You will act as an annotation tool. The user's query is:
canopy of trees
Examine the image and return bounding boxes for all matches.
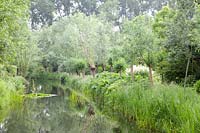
[30,0,171,29]
[2,0,200,132]
[22,0,200,84]
[1,0,200,84]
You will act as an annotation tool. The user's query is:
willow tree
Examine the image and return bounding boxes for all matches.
[65,13,112,77]
[122,15,156,84]
[35,13,112,77]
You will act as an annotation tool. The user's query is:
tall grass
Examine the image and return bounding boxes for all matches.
[0,77,25,122]
[111,84,200,132]
[65,72,200,132]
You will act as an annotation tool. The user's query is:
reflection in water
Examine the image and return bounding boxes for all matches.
[0,81,114,133]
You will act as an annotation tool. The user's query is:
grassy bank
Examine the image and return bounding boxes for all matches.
[64,72,200,132]
[0,76,25,122]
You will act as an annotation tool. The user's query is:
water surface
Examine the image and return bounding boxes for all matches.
[0,80,146,133]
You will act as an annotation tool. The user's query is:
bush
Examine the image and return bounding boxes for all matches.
[0,64,17,76]
[134,70,149,81]
[0,77,24,122]
[30,72,65,80]
[97,66,103,73]
[58,58,87,75]
[194,80,200,93]
[113,58,126,74]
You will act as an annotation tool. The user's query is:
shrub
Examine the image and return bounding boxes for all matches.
[59,58,87,75]
[113,58,126,75]
[0,64,17,76]
[194,80,200,93]
[73,59,87,74]
[0,77,24,122]
[134,70,149,81]
[97,66,103,73]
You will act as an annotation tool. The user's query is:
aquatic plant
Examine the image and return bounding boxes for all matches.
[65,72,200,132]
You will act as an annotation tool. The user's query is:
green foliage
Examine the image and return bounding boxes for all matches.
[65,74,200,132]
[2,0,200,131]
[113,58,126,73]
[153,1,200,84]
[58,58,86,75]
[108,58,113,67]
[0,0,29,63]
[15,32,41,77]
[98,0,119,24]
[153,6,175,40]
[97,66,103,73]
[121,14,157,82]
[0,80,11,121]
[30,72,67,81]
[35,13,112,74]
[87,72,129,110]
[194,80,200,93]
[30,0,170,29]
[72,58,87,74]
[0,0,29,122]
[0,64,17,76]
[134,70,149,81]
[0,77,25,122]
[75,59,86,71]
[9,76,27,91]
[30,0,55,29]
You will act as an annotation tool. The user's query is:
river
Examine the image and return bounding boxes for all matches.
[0,80,146,133]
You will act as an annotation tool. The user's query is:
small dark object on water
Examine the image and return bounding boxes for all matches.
[87,104,95,116]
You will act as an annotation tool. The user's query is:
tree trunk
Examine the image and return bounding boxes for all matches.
[102,64,106,71]
[184,56,191,88]
[130,65,134,81]
[90,70,95,78]
[149,65,153,85]
[76,70,79,76]
[90,65,96,78]
[119,70,122,77]
[161,74,164,83]
[110,65,113,72]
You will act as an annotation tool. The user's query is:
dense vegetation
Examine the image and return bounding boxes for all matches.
[1,0,200,132]
[65,73,200,132]
[0,0,29,122]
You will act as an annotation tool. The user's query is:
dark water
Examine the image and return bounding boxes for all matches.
[0,80,145,133]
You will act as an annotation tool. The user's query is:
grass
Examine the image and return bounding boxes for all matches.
[64,72,200,132]
[0,77,25,122]
[112,83,200,132]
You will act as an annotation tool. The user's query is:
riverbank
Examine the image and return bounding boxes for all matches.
[64,72,200,132]
[0,77,124,133]
[0,76,25,122]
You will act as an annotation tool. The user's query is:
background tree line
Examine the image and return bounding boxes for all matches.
[1,0,200,86]
[30,0,171,29]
